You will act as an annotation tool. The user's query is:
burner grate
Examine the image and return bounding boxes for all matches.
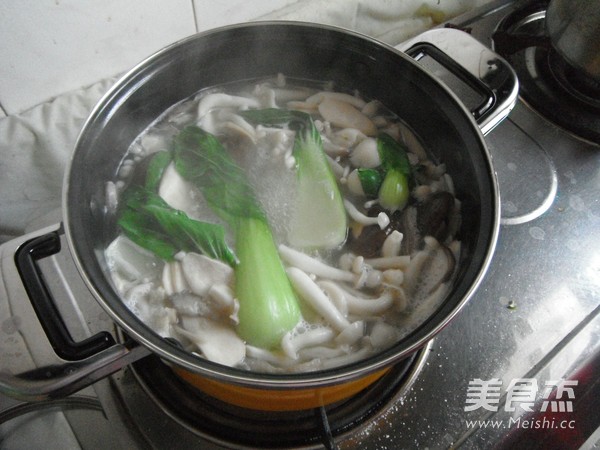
[547,49,600,110]
[492,1,600,143]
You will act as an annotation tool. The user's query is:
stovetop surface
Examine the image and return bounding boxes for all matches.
[1,1,599,448]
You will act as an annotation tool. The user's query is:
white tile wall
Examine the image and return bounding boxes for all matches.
[0,0,196,115]
[0,0,491,117]
[192,0,300,31]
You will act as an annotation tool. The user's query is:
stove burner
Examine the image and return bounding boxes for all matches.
[492,2,600,144]
[130,349,426,449]
[547,49,600,110]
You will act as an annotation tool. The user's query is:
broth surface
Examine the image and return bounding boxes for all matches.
[104,75,462,373]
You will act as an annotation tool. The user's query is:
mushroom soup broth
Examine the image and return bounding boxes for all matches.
[104,75,461,373]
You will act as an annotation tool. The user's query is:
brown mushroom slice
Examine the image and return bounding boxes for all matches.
[348,223,391,258]
[417,191,455,243]
[399,206,420,255]
[348,206,418,258]
[353,192,456,258]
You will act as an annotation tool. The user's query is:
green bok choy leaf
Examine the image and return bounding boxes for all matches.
[376,133,412,212]
[118,186,238,266]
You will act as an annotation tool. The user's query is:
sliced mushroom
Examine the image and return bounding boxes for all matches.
[399,206,420,255]
[321,346,374,370]
[330,128,368,148]
[272,87,316,103]
[197,93,260,118]
[361,100,383,117]
[285,100,319,113]
[180,252,234,297]
[220,117,256,145]
[170,292,211,316]
[305,91,367,109]
[176,316,245,367]
[348,205,403,258]
[158,163,204,220]
[398,121,428,161]
[298,346,348,361]
[321,135,351,157]
[252,84,277,108]
[105,235,162,284]
[349,137,380,168]
[162,260,189,296]
[318,99,377,136]
[208,284,237,316]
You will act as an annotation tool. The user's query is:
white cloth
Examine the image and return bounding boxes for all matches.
[0,77,118,242]
[260,0,491,45]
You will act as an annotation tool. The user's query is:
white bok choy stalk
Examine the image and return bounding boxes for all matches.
[172,126,301,350]
[239,108,347,249]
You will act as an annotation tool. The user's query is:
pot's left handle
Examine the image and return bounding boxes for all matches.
[15,229,115,361]
[0,225,151,402]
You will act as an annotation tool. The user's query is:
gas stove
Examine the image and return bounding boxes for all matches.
[1,1,599,448]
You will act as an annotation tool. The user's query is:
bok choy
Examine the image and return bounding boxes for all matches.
[240,108,348,249]
[172,125,301,349]
[376,133,412,212]
[118,187,238,266]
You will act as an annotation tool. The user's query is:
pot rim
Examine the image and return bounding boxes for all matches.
[63,20,501,389]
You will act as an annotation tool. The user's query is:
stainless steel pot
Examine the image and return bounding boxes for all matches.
[1,22,518,405]
[546,0,600,81]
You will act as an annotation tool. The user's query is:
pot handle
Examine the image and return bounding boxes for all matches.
[0,226,151,402]
[14,229,115,361]
[0,338,151,402]
[397,27,519,135]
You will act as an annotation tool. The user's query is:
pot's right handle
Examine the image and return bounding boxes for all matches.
[397,27,519,136]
